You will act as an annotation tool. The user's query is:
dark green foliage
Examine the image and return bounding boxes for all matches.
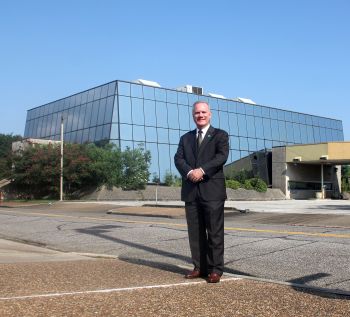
[62,144,95,196]
[225,179,241,190]
[0,133,22,157]
[11,144,60,199]
[84,143,122,190]
[243,178,267,192]
[231,169,254,183]
[243,179,254,190]
[225,169,267,192]
[9,142,151,198]
[0,133,22,179]
[121,146,151,190]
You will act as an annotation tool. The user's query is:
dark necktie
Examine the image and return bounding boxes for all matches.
[197,130,203,148]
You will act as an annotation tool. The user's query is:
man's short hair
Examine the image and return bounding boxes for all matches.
[192,100,211,113]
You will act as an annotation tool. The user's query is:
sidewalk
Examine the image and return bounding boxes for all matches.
[0,239,349,317]
[0,238,93,264]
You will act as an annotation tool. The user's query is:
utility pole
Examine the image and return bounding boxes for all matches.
[60,116,64,201]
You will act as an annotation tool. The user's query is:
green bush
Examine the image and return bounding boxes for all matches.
[225,174,267,192]
[231,169,254,183]
[225,179,241,190]
[252,178,267,192]
[243,179,254,190]
[164,171,174,186]
[163,171,182,187]
[243,178,267,192]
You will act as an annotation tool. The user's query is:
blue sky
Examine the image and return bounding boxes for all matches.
[1,0,350,139]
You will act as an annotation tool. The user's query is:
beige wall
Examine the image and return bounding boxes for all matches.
[285,142,350,163]
[328,142,350,160]
[285,144,328,162]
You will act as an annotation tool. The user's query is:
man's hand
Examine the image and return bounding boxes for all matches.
[188,168,204,183]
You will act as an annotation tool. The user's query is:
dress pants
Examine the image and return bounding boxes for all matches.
[185,198,225,275]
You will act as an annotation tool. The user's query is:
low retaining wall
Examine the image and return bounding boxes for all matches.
[82,185,286,201]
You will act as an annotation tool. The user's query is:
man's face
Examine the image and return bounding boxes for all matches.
[192,102,211,129]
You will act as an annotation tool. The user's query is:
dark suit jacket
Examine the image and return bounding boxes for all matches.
[174,126,229,202]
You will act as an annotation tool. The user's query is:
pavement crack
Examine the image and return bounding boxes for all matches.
[225,237,273,249]
[226,240,318,264]
[150,224,187,233]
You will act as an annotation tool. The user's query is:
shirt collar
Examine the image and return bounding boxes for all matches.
[197,124,210,137]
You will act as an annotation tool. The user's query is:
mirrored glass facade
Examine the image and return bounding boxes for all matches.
[24,79,344,180]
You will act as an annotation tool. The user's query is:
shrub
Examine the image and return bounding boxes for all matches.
[163,171,181,187]
[225,179,241,190]
[231,169,254,183]
[243,178,267,192]
[251,178,267,192]
[243,179,254,190]
[173,176,182,187]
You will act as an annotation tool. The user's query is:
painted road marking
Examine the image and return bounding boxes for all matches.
[1,209,350,239]
[0,277,241,301]
[224,226,350,239]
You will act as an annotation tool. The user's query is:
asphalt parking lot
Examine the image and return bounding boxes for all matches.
[0,200,350,316]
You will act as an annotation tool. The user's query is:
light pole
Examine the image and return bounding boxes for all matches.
[60,116,64,201]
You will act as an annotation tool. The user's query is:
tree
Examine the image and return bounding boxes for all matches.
[121,145,151,190]
[0,133,22,157]
[85,143,122,189]
[9,142,151,198]
[62,144,94,195]
[0,133,22,179]
[11,144,60,198]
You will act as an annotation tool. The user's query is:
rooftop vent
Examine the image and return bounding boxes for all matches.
[176,85,203,95]
[134,79,161,87]
[237,97,256,105]
[208,93,226,99]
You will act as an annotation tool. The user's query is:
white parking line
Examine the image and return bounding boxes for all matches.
[0,277,242,301]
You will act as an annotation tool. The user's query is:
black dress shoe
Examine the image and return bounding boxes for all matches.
[185,268,202,279]
[207,272,221,283]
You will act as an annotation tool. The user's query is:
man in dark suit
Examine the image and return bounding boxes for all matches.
[174,101,229,283]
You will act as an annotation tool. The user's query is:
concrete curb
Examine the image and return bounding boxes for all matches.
[106,204,245,219]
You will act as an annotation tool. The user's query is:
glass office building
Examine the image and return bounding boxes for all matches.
[24,79,344,181]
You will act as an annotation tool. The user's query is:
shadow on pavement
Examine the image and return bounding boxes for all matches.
[75,224,190,263]
[118,257,189,276]
[311,204,350,211]
[76,224,254,278]
[287,273,350,299]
